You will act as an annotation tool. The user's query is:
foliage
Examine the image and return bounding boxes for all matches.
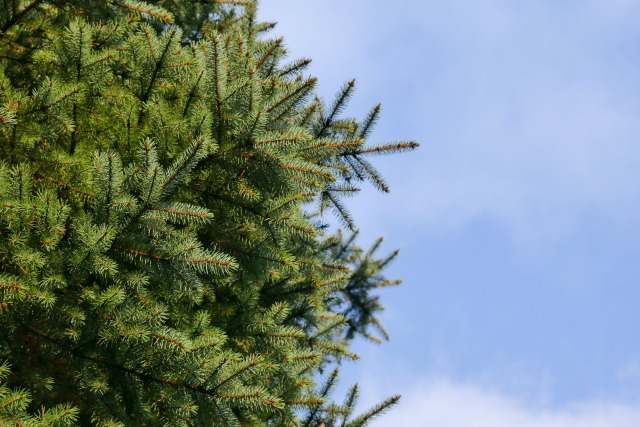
[0,0,417,425]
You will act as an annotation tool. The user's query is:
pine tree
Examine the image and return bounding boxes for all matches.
[0,1,417,425]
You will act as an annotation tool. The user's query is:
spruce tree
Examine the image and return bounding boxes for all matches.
[0,1,417,425]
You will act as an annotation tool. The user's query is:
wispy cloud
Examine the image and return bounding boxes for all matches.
[364,379,640,427]
[361,0,640,244]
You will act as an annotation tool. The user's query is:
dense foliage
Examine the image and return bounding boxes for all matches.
[0,1,417,425]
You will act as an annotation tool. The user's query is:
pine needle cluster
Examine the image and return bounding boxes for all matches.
[0,1,418,425]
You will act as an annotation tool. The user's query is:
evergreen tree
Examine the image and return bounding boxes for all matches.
[0,1,417,425]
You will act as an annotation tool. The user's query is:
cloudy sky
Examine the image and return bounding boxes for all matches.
[258,1,640,425]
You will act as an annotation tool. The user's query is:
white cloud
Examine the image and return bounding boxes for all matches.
[368,79,640,240]
[363,379,640,427]
[395,1,640,237]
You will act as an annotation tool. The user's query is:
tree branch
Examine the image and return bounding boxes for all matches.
[1,0,46,33]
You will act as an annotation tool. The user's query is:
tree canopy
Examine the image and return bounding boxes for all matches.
[0,1,417,425]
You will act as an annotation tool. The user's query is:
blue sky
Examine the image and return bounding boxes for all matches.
[258,1,640,425]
